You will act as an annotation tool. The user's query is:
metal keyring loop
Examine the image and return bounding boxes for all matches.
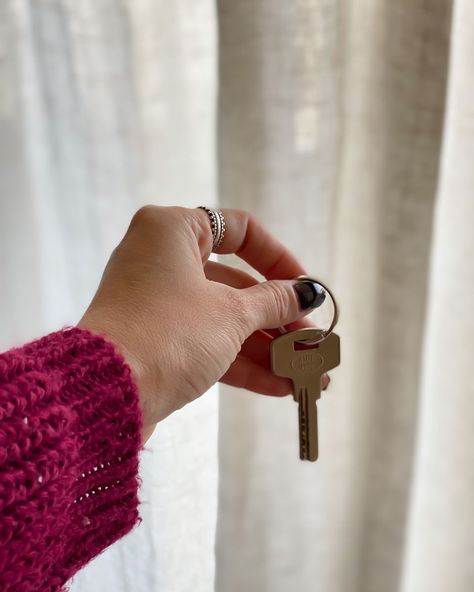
[279,275,339,344]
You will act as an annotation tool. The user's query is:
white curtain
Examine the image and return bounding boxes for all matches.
[217,2,473,592]
[1,1,473,592]
[0,1,218,591]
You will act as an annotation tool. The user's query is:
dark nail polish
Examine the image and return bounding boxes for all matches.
[293,281,326,310]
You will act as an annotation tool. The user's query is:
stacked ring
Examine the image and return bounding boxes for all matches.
[197,206,226,251]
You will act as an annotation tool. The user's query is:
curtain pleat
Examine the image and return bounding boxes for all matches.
[0,1,218,591]
[216,1,472,592]
[401,1,474,590]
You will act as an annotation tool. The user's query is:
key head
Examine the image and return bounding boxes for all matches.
[271,328,340,380]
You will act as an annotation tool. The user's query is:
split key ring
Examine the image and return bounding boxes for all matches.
[278,275,339,345]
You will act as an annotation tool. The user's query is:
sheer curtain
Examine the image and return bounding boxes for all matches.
[0,1,218,591]
[1,1,473,592]
[217,2,473,592]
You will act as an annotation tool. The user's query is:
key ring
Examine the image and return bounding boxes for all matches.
[278,275,339,344]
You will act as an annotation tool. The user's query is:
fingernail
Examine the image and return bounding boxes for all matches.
[293,280,326,310]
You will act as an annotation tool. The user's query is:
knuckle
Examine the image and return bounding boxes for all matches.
[191,208,213,242]
[227,286,247,315]
[129,205,181,238]
[237,209,254,233]
[244,211,256,225]
[224,287,253,338]
[131,205,160,226]
[129,205,168,237]
[262,281,288,321]
[235,207,251,219]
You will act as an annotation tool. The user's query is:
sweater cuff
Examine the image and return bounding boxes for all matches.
[0,326,143,590]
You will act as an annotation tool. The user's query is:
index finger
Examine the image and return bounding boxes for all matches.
[196,207,307,280]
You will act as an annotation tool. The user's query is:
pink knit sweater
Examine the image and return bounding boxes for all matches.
[0,327,143,591]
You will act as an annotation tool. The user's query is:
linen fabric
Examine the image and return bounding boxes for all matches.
[216,2,474,592]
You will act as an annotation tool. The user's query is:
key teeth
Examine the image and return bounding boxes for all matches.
[299,386,308,460]
[297,386,319,462]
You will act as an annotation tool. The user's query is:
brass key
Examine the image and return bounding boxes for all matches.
[271,327,340,461]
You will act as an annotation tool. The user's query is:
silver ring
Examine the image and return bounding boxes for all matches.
[197,206,226,251]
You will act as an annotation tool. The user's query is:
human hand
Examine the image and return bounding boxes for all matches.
[78,206,327,441]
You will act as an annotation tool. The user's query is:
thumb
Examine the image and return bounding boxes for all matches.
[241,279,326,331]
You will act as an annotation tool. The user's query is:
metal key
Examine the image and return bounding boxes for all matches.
[271,327,340,461]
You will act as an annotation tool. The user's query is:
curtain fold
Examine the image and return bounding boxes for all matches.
[217,1,472,592]
[0,1,217,591]
[401,1,474,590]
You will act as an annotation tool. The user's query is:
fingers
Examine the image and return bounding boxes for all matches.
[221,354,330,395]
[131,206,307,284]
[204,263,289,366]
[196,210,324,331]
[219,209,306,279]
[204,260,258,289]
[265,317,315,340]
[240,278,325,331]
[130,208,323,351]
[239,328,274,370]
[195,208,306,280]
[205,261,316,340]
[205,261,321,339]
[220,355,292,396]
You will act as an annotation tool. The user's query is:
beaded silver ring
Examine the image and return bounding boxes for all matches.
[197,206,226,251]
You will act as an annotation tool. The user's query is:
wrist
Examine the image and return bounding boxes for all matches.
[76,316,157,443]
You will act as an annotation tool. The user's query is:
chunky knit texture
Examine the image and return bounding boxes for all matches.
[0,327,143,591]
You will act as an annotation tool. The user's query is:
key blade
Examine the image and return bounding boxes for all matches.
[298,387,319,462]
[295,376,322,403]
[292,378,306,402]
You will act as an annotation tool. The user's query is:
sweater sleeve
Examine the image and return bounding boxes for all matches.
[0,327,143,592]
